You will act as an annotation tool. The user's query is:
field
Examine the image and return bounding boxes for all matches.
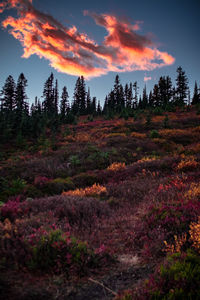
[0,107,200,299]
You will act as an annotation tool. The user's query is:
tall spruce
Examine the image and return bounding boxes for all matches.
[175,66,189,106]
[60,86,69,120]
[1,75,16,114]
[43,73,55,116]
[191,81,200,105]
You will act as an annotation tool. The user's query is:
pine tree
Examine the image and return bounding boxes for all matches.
[43,73,54,116]
[60,86,69,120]
[72,76,86,115]
[142,85,148,108]
[86,87,91,114]
[133,81,139,109]
[127,83,133,109]
[175,66,189,106]
[191,81,200,105]
[152,84,160,107]
[97,100,102,115]
[15,73,28,115]
[91,97,97,114]
[1,75,16,113]
[54,79,59,115]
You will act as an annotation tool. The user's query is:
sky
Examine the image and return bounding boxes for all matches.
[0,0,199,107]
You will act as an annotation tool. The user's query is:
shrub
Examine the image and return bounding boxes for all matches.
[0,196,22,221]
[130,132,146,139]
[62,183,107,198]
[40,177,75,195]
[176,155,198,172]
[150,130,160,139]
[72,173,99,188]
[107,162,126,172]
[69,155,80,167]
[143,251,200,300]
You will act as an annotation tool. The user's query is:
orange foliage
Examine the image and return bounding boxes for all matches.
[189,216,200,253]
[107,162,126,171]
[176,155,198,171]
[130,132,146,139]
[62,183,107,197]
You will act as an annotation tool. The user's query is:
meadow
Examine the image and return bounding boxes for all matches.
[0,107,200,299]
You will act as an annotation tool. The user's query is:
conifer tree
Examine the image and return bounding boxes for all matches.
[43,73,54,116]
[191,81,200,105]
[175,66,189,106]
[133,81,139,109]
[1,75,16,114]
[86,87,91,114]
[60,86,69,120]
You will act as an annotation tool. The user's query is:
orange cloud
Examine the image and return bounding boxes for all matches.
[144,76,152,82]
[1,0,175,78]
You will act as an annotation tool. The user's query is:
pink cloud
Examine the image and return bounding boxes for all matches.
[144,76,152,82]
[0,0,175,78]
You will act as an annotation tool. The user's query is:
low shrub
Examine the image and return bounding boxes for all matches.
[142,251,200,300]
[62,183,107,198]
[176,155,198,172]
[150,130,160,139]
[72,172,99,188]
[107,162,126,172]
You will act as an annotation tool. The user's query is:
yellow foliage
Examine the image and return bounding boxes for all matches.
[176,156,198,171]
[130,132,146,139]
[185,182,200,200]
[62,183,107,197]
[75,133,91,142]
[163,233,187,254]
[106,132,126,138]
[137,156,157,163]
[164,216,200,254]
[189,216,200,253]
[107,162,126,171]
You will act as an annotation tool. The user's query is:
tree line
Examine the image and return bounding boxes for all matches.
[0,66,200,143]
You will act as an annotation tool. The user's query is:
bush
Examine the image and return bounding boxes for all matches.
[73,172,100,188]
[143,251,200,300]
[150,130,160,139]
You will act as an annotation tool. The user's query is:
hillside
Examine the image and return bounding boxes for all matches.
[0,107,200,299]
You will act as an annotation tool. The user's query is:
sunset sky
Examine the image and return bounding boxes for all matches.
[0,0,199,106]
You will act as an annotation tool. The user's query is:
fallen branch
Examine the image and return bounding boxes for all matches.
[89,277,118,296]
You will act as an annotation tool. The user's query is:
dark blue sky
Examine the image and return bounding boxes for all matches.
[0,0,199,106]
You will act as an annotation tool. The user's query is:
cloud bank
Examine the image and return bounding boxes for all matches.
[0,0,175,78]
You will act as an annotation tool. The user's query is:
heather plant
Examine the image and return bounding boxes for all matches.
[150,129,160,139]
[72,172,99,188]
[107,162,126,172]
[62,183,107,198]
[141,251,200,300]
[176,155,198,172]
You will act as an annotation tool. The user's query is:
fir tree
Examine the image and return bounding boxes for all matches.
[60,86,69,120]
[1,75,16,113]
[191,81,200,105]
[175,66,189,106]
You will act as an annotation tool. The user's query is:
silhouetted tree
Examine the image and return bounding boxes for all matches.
[191,81,200,105]
[43,73,55,116]
[1,75,16,114]
[60,86,69,121]
[175,66,189,106]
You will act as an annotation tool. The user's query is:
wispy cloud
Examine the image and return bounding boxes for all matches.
[0,0,175,78]
[144,76,152,82]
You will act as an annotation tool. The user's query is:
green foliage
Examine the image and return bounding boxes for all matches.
[146,250,200,300]
[69,155,80,167]
[6,178,27,197]
[154,107,164,115]
[162,115,170,128]
[73,173,99,188]
[150,129,160,139]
